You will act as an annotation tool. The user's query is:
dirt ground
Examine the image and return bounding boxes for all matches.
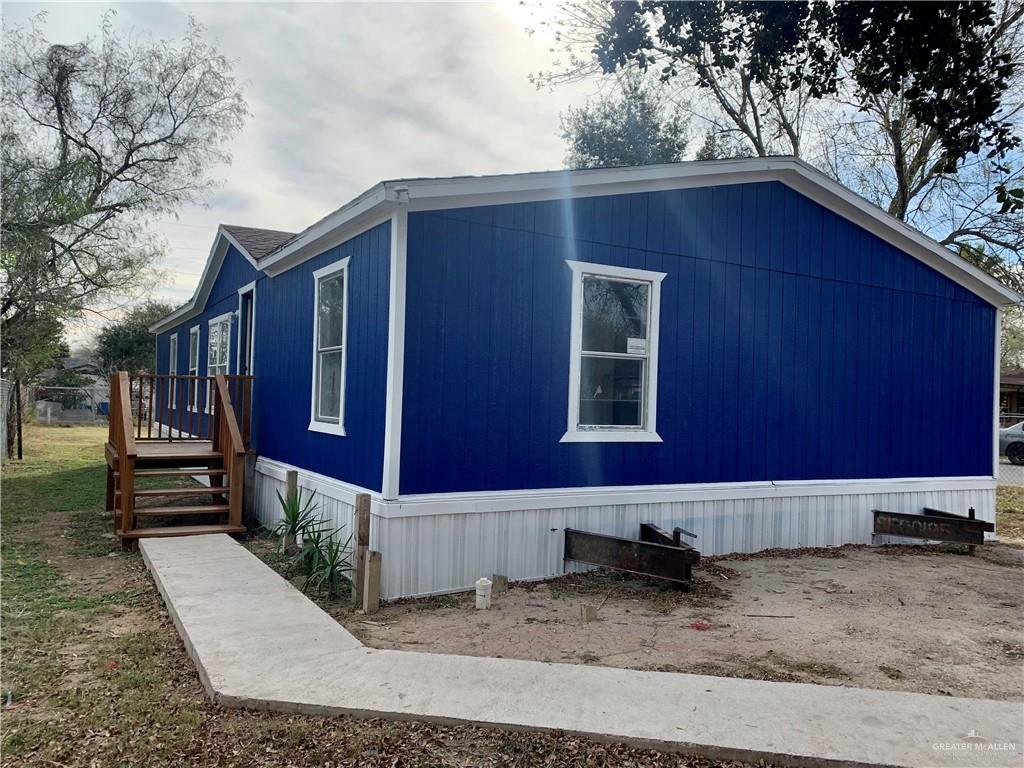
[4,425,761,768]
[338,544,1024,701]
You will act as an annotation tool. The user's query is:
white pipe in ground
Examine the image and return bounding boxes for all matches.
[475,577,492,609]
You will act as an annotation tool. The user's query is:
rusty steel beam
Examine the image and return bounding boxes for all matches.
[872,509,989,546]
[639,522,696,550]
[922,507,995,531]
[564,528,700,584]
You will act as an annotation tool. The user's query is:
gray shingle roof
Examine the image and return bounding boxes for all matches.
[222,225,296,261]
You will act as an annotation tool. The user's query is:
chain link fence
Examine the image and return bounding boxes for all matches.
[32,385,109,426]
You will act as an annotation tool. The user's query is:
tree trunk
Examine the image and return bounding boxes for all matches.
[14,378,23,460]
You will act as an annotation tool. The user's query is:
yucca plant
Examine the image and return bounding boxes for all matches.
[303,529,353,600]
[295,522,332,576]
[272,488,320,556]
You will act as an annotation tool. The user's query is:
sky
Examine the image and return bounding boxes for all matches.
[3,0,596,348]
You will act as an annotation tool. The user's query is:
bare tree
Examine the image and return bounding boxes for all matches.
[530,0,810,158]
[816,1,1024,263]
[1,13,248,334]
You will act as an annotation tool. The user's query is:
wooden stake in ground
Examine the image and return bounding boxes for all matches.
[362,550,381,614]
[353,493,370,607]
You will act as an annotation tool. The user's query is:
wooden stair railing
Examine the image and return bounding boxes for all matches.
[125,373,252,445]
[211,375,247,528]
[110,372,138,535]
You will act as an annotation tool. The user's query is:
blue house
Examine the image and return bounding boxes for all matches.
[151,158,1017,598]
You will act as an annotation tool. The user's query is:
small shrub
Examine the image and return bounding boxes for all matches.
[271,488,320,555]
[302,529,353,600]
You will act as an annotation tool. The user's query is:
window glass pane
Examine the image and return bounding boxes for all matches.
[189,332,199,369]
[217,320,229,365]
[317,273,345,349]
[578,356,644,427]
[581,277,648,354]
[208,323,220,364]
[316,350,343,422]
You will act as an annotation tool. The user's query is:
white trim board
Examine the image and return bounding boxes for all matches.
[255,456,378,509]
[252,453,994,520]
[381,210,408,500]
[150,226,257,334]
[562,260,666,444]
[381,477,996,519]
[236,280,257,377]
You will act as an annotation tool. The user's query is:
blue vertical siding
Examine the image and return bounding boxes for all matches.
[252,223,390,491]
[155,245,259,435]
[156,225,391,491]
[399,181,995,495]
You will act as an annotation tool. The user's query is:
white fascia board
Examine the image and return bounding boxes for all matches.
[149,226,258,334]
[259,185,394,276]
[778,163,1021,308]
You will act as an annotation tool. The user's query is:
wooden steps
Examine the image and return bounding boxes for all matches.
[134,504,230,518]
[106,372,250,545]
[130,486,228,499]
[134,468,228,478]
[119,523,247,540]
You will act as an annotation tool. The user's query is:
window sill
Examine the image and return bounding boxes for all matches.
[308,419,347,437]
[560,430,662,444]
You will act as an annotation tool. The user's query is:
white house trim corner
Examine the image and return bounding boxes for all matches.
[381,207,409,500]
[561,259,666,444]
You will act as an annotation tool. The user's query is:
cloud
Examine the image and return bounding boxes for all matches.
[5,0,596,343]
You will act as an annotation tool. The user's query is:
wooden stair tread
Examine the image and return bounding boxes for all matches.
[131,487,229,498]
[133,504,230,517]
[136,451,222,461]
[119,524,246,539]
[133,468,228,477]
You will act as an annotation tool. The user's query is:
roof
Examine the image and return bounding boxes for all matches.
[1002,370,1024,387]
[221,225,296,261]
[151,158,1021,333]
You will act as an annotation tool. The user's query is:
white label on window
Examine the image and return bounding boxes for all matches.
[627,337,646,355]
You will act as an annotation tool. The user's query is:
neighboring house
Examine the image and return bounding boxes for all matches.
[1000,369,1024,426]
[151,158,1018,599]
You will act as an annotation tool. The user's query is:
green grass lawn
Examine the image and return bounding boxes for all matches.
[996,485,1024,542]
[1,423,754,768]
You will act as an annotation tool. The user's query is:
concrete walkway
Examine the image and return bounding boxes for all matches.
[141,535,1023,768]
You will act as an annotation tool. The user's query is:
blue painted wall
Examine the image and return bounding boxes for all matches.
[399,181,995,495]
[156,223,391,491]
[155,244,259,435]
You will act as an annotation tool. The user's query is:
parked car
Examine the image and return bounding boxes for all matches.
[1000,422,1024,464]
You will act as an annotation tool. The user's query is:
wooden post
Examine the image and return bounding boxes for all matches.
[105,467,116,512]
[242,452,257,527]
[362,550,381,614]
[352,493,371,606]
[285,470,298,508]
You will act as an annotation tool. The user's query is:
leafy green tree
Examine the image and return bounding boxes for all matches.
[560,73,688,168]
[95,302,175,373]
[595,2,1020,197]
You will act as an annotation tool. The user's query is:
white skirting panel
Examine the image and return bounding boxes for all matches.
[373,486,994,600]
[252,459,359,549]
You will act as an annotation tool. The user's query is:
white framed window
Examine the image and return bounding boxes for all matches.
[309,257,350,436]
[561,260,665,443]
[187,325,200,411]
[167,334,178,409]
[206,312,232,412]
